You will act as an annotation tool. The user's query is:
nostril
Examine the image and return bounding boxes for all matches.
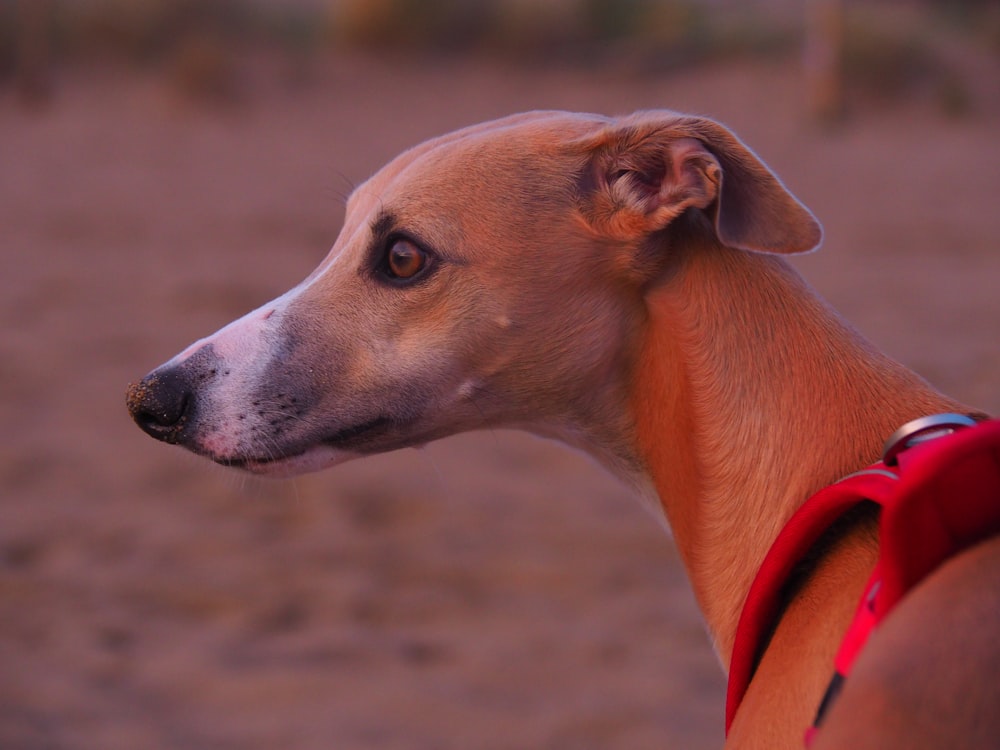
[126,371,194,443]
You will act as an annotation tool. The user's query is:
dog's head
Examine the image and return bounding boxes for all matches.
[127,111,820,476]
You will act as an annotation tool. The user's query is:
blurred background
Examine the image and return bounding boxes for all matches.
[1,1,998,748]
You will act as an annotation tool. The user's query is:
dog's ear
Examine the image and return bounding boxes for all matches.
[581,114,822,255]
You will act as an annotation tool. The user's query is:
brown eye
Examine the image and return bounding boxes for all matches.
[386,239,427,280]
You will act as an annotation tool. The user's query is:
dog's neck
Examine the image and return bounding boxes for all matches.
[616,242,961,661]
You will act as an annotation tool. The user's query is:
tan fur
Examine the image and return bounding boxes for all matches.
[127,110,991,748]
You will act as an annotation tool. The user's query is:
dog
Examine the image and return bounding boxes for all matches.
[127,111,998,748]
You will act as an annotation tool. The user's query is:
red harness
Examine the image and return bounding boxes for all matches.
[725,415,1000,742]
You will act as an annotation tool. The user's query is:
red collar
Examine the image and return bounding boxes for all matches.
[725,415,1000,736]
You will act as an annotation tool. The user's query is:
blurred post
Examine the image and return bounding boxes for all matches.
[15,0,52,106]
[804,0,844,122]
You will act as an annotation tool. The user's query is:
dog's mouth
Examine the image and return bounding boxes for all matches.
[213,416,395,475]
[320,415,396,449]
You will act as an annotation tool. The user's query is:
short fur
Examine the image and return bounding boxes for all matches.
[127,111,994,748]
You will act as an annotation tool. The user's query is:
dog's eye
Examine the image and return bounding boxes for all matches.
[385,239,427,281]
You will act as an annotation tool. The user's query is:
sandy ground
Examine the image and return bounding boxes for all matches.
[1,51,998,750]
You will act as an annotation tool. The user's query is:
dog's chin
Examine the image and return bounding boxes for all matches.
[217,445,361,478]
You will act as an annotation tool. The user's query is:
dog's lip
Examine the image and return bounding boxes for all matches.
[321,416,395,448]
[218,446,354,477]
[213,416,394,472]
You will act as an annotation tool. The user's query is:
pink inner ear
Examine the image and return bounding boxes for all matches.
[643,138,721,228]
[673,119,823,255]
[583,114,823,252]
[662,139,721,209]
[585,137,724,240]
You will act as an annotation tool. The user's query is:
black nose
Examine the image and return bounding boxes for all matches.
[126,368,194,443]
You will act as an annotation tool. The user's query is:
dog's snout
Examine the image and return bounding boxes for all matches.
[126,369,195,444]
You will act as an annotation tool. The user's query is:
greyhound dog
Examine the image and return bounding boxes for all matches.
[127,111,998,748]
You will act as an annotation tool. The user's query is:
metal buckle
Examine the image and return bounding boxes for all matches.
[882,413,977,466]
